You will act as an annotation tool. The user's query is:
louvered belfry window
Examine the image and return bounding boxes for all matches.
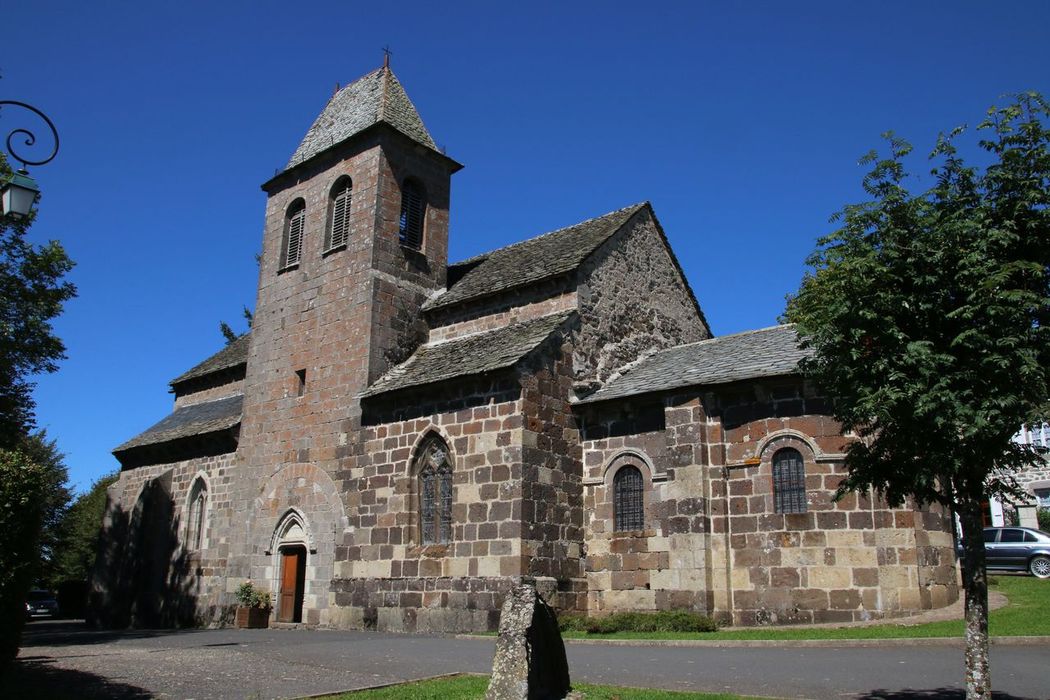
[282,202,305,268]
[326,178,352,251]
[614,466,644,532]
[773,448,807,514]
[398,178,425,250]
[419,438,452,545]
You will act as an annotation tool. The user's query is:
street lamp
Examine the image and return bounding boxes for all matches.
[2,168,41,219]
[0,100,59,219]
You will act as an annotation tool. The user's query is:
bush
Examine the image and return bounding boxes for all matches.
[556,613,588,632]
[1038,507,1050,533]
[235,580,271,609]
[558,609,718,634]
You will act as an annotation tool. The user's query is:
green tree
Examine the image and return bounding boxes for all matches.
[0,146,76,669]
[0,447,54,664]
[785,93,1049,700]
[52,471,117,586]
[0,152,76,448]
[219,305,253,345]
[220,252,258,344]
[20,432,71,587]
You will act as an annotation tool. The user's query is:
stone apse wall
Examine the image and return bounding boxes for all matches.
[579,378,960,625]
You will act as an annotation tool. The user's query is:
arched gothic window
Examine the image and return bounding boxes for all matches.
[398,178,425,250]
[613,465,644,532]
[773,448,807,514]
[281,199,306,268]
[186,478,207,550]
[325,177,352,251]
[418,437,452,544]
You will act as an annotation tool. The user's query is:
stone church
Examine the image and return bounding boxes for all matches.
[93,64,959,631]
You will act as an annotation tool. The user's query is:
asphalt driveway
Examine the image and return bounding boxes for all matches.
[9,620,1046,700]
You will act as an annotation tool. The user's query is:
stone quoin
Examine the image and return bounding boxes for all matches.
[91,63,960,631]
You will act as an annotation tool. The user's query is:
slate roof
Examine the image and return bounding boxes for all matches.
[362,311,576,398]
[113,394,243,454]
[170,333,250,388]
[286,67,438,171]
[578,325,810,404]
[424,203,646,313]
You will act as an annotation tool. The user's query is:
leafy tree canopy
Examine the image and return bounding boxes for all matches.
[20,431,71,587]
[786,92,1049,510]
[0,445,57,664]
[51,470,117,586]
[0,152,76,448]
[785,92,1050,700]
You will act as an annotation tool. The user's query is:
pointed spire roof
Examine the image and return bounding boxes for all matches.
[285,66,439,171]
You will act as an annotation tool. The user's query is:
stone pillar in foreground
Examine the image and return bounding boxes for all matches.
[485,583,571,700]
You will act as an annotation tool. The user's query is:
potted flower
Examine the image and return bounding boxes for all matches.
[234,580,272,628]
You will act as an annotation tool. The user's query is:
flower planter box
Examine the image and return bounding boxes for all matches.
[235,606,271,629]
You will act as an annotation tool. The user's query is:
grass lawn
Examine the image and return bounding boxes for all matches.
[558,575,1049,641]
[311,674,771,699]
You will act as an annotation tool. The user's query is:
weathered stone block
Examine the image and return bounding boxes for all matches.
[485,583,570,700]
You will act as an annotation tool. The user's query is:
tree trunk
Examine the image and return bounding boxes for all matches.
[958,500,991,700]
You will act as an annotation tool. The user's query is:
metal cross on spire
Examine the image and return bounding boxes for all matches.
[382,45,393,68]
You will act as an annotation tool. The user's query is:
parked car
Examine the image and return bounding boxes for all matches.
[960,527,1050,578]
[25,589,59,618]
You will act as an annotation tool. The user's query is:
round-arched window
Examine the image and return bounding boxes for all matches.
[325,177,352,251]
[772,448,807,514]
[613,466,644,531]
[398,178,426,250]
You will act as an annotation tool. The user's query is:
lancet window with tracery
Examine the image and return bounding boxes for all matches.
[418,438,453,544]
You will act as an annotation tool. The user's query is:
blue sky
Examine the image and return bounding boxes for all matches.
[5,1,1049,493]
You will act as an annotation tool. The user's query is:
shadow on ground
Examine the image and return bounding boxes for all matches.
[22,620,204,648]
[5,657,152,699]
[858,689,1034,700]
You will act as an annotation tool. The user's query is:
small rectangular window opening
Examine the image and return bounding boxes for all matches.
[295,369,306,397]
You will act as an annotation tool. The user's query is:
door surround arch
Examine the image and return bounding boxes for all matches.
[270,509,310,623]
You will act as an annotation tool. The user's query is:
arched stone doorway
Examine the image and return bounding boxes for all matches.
[255,464,347,626]
[271,511,309,623]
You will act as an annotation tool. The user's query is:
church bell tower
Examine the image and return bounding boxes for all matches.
[240,62,462,478]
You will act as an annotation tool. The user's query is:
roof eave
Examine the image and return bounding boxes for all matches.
[360,365,518,402]
[113,424,240,469]
[574,368,803,406]
[169,362,247,393]
[261,121,463,192]
[363,310,579,400]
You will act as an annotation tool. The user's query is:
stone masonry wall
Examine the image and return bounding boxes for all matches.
[90,452,236,627]
[333,377,525,632]
[429,292,577,343]
[517,334,587,613]
[1012,455,1050,508]
[172,378,244,409]
[578,378,959,625]
[581,398,711,614]
[366,138,453,382]
[232,134,378,620]
[573,208,710,392]
[173,374,245,409]
[705,380,959,624]
[230,128,456,626]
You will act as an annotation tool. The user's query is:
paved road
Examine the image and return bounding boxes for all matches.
[10,620,1046,699]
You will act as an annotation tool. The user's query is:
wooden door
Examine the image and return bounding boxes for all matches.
[278,547,305,623]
